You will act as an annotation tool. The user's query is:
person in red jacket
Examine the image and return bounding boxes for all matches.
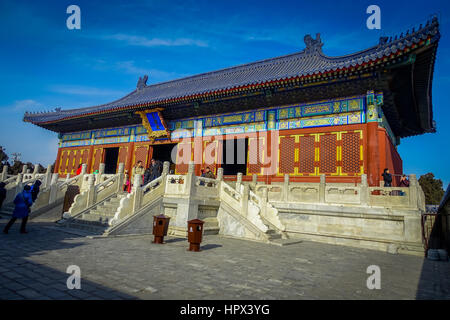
[75,164,82,175]
[399,174,410,187]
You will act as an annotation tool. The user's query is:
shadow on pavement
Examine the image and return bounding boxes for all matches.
[0,220,139,300]
[201,244,222,251]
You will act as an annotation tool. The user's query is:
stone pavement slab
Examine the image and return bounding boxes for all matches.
[0,218,449,300]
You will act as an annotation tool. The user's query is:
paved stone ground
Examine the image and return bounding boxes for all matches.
[0,215,449,300]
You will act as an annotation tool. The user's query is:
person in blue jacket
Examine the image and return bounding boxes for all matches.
[3,185,33,234]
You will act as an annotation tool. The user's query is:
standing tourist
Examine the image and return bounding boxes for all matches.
[123,169,131,192]
[131,160,145,186]
[0,182,6,210]
[3,185,33,234]
[75,164,83,175]
[203,167,215,187]
[399,174,410,187]
[382,168,392,187]
[149,158,162,182]
[30,180,41,202]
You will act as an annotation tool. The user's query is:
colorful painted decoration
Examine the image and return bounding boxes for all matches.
[136,108,171,142]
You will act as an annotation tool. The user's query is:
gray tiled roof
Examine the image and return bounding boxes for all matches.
[24,17,439,124]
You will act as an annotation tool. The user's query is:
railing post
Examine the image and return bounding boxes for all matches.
[283,174,289,202]
[51,173,59,185]
[97,163,105,184]
[241,184,249,217]
[15,173,23,194]
[360,174,368,206]
[261,187,268,216]
[66,173,70,181]
[21,164,28,175]
[409,174,419,209]
[32,164,39,178]
[319,174,326,203]
[236,172,243,192]
[87,174,96,206]
[43,164,53,188]
[81,163,87,175]
[162,161,170,177]
[216,167,223,192]
[217,167,223,181]
[184,161,195,196]
[252,174,257,189]
[49,173,59,204]
[132,173,143,212]
[1,165,8,181]
[117,163,125,193]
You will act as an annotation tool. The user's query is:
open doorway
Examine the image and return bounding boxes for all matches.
[221,138,248,175]
[104,147,119,174]
[152,143,177,173]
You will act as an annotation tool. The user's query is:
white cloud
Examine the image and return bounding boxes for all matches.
[115,61,189,81]
[8,99,44,111]
[104,33,209,48]
[48,85,127,97]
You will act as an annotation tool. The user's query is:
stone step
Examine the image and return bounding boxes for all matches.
[95,205,118,215]
[397,243,425,257]
[0,204,15,211]
[267,233,282,240]
[203,217,219,228]
[266,229,282,240]
[202,217,219,235]
[81,213,111,224]
[203,227,220,235]
[64,221,107,234]
[0,205,15,216]
[88,208,116,217]
[105,198,122,205]
[70,217,108,226]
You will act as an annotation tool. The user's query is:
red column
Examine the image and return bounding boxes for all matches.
[86,145,94,174]
[127,142,135,174]
[54,148,62,173]
[366,122,380,186]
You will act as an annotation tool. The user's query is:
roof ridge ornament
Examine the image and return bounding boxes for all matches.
[137,75,148,91]
[303,33,323,54]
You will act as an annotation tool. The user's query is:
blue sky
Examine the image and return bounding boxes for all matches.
[0,0,449,185]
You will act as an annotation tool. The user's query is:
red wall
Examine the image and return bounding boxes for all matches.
[55,123,403,186]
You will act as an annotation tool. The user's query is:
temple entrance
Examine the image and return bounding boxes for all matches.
[221,138,248,175]
[104,147,119,174]
[152,143,177,173]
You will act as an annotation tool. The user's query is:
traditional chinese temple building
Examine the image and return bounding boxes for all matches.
[24,18,440,187]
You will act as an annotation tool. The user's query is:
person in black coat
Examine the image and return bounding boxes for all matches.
[143,167,152,186]
[382,168,392,187]
[149,158,162,182]
[0,182,6,210]
[30,180,41,202]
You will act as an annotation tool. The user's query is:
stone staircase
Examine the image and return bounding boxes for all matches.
[64,192,127,235]
[0,202,16,218]
[203,217,220,235]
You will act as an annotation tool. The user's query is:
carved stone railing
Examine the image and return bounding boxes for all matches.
[3,164,56,205]
[110,162,169,226]
[254,173,425,211]
[218,176,271,240]
[65,163,124,218]
[165,174,187,196]
[194,176,220,199]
